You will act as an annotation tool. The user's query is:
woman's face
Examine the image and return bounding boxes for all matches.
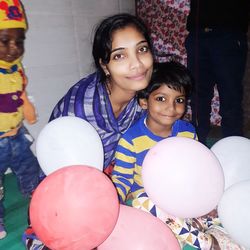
[102,26,153,94]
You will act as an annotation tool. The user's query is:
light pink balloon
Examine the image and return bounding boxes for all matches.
[142,137,224,218]
[98,205,180,250]
[30,165,119,250]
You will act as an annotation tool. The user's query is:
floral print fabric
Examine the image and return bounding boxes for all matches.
[136,0,221,126]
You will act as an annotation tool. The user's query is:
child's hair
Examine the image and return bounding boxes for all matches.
[137,61,193,100]
[92,13,153,82]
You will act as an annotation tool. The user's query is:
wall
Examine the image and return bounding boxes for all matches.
[21,0,135,150]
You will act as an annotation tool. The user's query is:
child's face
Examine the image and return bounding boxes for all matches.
[142,84,186,136]
[0,28,25,63]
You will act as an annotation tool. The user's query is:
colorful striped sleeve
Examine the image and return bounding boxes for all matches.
[111,137,136,203]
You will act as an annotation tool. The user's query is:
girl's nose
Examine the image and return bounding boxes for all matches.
[165,101,175,111]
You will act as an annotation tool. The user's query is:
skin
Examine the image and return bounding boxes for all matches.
[0,28,25,62]
[140,84,186,137]
[100,25,153,118]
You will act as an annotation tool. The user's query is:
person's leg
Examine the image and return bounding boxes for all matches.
[10,127,41,197]
[0,177,6,239]
[185,32,215,144]
[0,137,10,239]
[212,31,248,138]
[9,128,47,249]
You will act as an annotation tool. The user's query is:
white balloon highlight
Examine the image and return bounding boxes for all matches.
[36,116,104,175]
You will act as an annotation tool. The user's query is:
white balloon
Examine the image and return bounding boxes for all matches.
[211,136,250,190]
[218,180,250,249]
[36,116,104,175]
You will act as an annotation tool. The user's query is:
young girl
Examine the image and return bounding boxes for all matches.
[111,61,244,250]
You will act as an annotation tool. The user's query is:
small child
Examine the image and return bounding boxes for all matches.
[111,61,244,250]
[0,0,42,239]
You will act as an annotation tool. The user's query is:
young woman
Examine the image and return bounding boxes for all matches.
[50,13,154,173]
[23,13,153,249]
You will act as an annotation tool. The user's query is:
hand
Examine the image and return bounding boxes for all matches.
[191,218,204,231]
[202,208,218,219]
[21,91,37,124]
[211,235,221,250]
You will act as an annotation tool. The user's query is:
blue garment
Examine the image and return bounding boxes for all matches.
[112,115,197,202]
[0,126,41,218]
[50,71,144,168]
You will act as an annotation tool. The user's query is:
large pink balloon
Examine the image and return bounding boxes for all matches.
[30,165,119,250]
[98,205,180,250]
[142,137,224,218]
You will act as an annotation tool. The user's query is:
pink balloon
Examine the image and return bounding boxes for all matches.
[98,205,180,250]
[142,137,224,218]
[30,165,119,250]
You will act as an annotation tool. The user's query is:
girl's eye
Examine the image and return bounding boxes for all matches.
[156,96,166,102]
[176,97,186,104]
[138,45,149,53]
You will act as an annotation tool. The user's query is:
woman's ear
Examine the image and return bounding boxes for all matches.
[99,59,110,77]
[139,98,148,110]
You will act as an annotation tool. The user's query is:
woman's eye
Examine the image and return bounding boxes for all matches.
[156,96,166,102]
[138,45,149,53]
[113,53,125,60]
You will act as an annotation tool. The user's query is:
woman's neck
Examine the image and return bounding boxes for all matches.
[107,83,136,118]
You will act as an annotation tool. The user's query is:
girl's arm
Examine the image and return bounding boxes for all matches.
[111,137,136,203]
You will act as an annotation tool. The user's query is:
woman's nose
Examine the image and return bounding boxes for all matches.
[130,54,142,70]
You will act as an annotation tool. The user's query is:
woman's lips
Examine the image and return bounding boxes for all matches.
[127,73,146,81]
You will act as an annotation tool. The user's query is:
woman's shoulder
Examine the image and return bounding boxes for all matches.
[72,71,101,89]
[61,71,103,101]
[50,71,103,120]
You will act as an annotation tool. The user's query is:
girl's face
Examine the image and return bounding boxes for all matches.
[141,84,186,137]
[101,25,153,94]
[0,28,25,63]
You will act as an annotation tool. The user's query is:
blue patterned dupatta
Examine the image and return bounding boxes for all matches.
[50,71,144,169]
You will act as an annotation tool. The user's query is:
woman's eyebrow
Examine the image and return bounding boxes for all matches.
[110,40,148,54]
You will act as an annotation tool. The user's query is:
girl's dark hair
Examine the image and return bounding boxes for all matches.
[92,13,152,82]
[138,61,194,100]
